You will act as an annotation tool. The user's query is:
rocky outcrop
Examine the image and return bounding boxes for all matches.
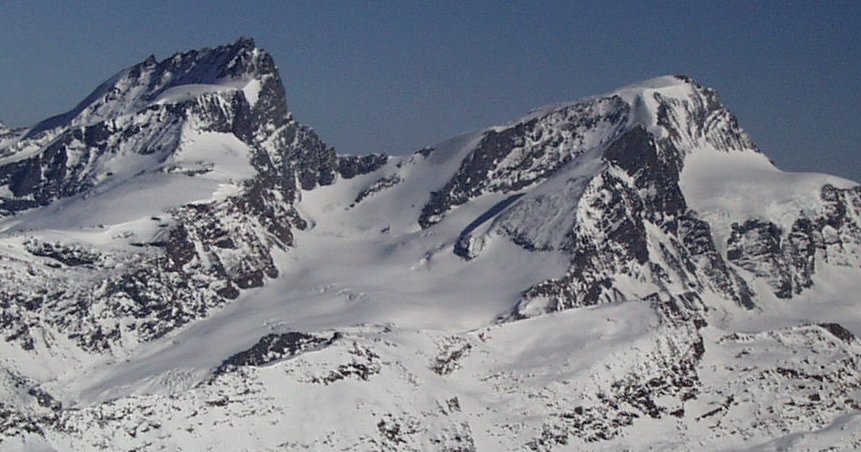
[726,184,861,299]
[216,332,339,373]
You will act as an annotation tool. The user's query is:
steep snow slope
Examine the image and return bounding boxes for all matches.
[0,39,860,451]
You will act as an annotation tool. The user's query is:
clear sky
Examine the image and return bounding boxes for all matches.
[1,1,859,181]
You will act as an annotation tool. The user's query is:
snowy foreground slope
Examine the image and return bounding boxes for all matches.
[1,39,861,451]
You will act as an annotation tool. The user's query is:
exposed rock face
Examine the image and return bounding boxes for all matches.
[725,185,861,299]
[337,153,389,180]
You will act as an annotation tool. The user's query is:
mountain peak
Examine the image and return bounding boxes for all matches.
[614,74,694,92]
[233,35,256,50]
[605,74,714,108]
[26,38,278,137]
[498,74,754,165]
[600,74,757,156]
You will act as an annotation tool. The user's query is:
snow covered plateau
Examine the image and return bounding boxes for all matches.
[0,38,860,451]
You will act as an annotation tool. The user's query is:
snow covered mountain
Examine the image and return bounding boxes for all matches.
[1,39,860,450]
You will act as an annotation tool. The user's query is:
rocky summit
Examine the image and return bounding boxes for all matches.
[0,39,860,451]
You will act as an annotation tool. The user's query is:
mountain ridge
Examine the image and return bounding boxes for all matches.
[1,39,860,450]
[24,36,266,138]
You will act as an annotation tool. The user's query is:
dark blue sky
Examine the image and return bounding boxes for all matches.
[1,1,859,181]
